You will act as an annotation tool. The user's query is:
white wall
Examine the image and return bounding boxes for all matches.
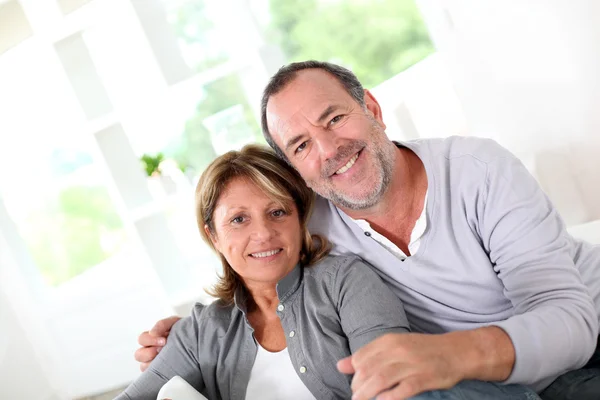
[0,232,65,400]
[417,0,600,226]
[0,292,61,400]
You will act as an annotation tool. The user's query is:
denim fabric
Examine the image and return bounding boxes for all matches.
[412,380,541,400]
[540,336,600,400]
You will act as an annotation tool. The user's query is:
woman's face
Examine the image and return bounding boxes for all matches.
[208,177,302,289]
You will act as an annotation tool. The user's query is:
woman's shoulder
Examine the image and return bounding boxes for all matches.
[304,254,366,278]
[182,299,241,334]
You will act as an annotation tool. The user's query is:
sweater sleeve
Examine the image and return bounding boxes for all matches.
[114,304,207,400]
[479,143,598,390]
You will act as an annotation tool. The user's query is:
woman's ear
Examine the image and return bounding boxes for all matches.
[205,224,220,251]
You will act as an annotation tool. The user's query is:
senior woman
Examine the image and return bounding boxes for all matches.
[116,145,539,400]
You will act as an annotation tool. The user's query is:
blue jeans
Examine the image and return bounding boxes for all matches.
[539,336,600,400]
[410,380,540,400]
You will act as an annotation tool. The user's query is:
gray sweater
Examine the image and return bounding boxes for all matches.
[309,136,600,392]
[116,255,410,400]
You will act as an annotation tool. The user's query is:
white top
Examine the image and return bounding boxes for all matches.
[352,191,428,260]
[245,344,317,400]
[157,376,208,400]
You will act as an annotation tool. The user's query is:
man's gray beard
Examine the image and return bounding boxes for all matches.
[328,141,395,210]
[309,133,396,211]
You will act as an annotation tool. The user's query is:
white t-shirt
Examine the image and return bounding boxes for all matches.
[245,344,316,400]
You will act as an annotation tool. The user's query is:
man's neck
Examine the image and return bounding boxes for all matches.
[341,146,428,254]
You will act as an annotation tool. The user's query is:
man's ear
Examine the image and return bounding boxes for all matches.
[204,224,220,251]
[363,89,386,130]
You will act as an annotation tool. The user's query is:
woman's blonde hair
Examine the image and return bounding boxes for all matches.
[196,144,330,304]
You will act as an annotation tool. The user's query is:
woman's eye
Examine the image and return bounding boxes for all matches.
[272,209,286,217]
[231,216,245,224]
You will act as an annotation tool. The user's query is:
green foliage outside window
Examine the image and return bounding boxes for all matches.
[168,0,433,172]
[165,74,262,174]
[268,0,435,88]
[25,186,126,286]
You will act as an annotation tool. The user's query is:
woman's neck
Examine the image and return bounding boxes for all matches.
[246,284,280,315]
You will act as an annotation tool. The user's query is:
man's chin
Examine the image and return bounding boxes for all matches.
[308,181,382,209]
[328,190,382,211]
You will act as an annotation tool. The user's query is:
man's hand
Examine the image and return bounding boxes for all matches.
[135,316,181,371]
[337,327,515,400]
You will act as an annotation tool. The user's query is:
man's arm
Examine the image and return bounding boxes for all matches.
[480,143,598,388]
[118,307,206,399]
[337,326,515,400]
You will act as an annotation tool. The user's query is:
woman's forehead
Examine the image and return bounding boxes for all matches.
[215,178,294,210]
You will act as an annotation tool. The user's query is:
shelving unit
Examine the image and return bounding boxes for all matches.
[0,1,33,54]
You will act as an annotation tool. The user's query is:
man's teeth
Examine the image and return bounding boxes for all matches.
[251,249,282,258]
[335,153,359,175]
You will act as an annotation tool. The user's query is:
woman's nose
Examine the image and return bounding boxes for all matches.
[250,220,276,241]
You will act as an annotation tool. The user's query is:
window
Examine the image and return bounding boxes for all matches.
[1,0,434,290]
[259,0,435,87]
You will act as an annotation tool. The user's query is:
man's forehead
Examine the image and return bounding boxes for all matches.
[266,73,351,134]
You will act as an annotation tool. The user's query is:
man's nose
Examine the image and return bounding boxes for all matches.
[313,130,338,161]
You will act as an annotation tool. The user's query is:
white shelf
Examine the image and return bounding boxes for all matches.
[130,189,192,222]
[85,111,119,136]
[93,123,153,210]
[0,1,33,55]
[54,30,114,119]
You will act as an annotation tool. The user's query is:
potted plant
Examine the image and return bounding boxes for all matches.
[140,153,177,196]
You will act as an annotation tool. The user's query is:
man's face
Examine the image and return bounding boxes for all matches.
[266,69,396,210]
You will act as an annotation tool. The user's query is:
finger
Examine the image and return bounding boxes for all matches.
[134,345,160,364]
[138,330,167,347]
[337,356,355,374]
[150,316,181,336]
[351,363,406,400]
[352,334,400,370]
[351,355,402,393]
[140,361,150,372]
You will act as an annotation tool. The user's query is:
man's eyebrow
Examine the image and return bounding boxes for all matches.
[316,104,341,124]
[284,134,305,153]
[283,104,343,153]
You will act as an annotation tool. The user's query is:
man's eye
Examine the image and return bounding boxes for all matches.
[295,141,307,153]
[329,115,343,126]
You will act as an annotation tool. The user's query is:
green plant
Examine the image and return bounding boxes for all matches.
[140,153,165,177]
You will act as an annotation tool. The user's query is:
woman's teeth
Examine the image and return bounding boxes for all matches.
[251,249,282,258]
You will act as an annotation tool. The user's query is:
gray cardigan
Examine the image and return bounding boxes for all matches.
[116,255,410,400]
